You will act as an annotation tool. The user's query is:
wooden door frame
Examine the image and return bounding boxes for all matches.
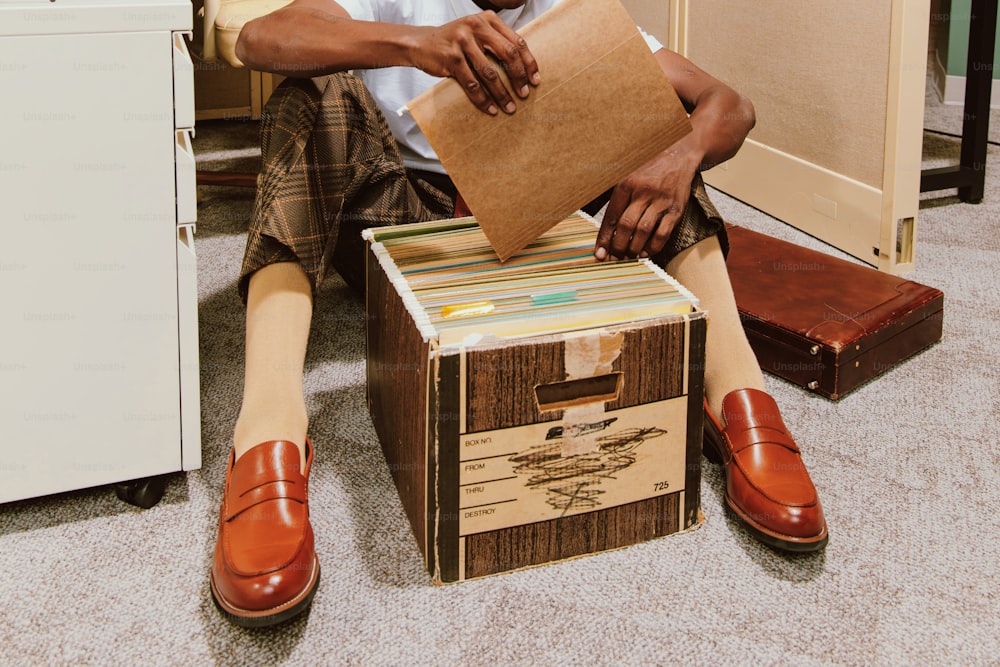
[668,0,930,274]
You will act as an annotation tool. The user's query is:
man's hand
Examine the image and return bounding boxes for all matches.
[595,147,701,260]
[594,48,755,261]
[409,11,540,116]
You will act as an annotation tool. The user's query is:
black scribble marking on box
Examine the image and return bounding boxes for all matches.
[509,426,668,515]
[544,417,618,441]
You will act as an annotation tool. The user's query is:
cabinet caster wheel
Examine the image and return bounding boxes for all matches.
[115,475,167,509]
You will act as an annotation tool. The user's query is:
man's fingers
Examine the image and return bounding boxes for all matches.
[482,17,540,97]
[595,218,615,261]
[597,188,647,260]
[627,210,659,257]
[595,187,629,260]
[642,203,683,257]
[466,51,517,114]
[609,201,648,258]
[437,12,540,115]
[453,60,500,115]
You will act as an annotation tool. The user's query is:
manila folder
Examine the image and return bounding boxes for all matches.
[405,0,692,261]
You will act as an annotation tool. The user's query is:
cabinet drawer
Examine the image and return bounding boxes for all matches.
[173,32,195,129]
[176,129,197,224]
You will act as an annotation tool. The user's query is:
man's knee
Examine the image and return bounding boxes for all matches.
[666,233,726,278]
[263,76,325,119]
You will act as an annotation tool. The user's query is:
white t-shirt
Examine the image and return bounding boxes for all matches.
[334,0,663,173]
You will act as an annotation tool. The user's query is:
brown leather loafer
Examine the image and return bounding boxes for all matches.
[703,389,828,553]
[210,439,320,627]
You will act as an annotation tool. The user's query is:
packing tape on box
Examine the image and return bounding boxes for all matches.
[559,330,624,456]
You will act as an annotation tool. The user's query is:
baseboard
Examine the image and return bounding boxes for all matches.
[940,72,1000,108]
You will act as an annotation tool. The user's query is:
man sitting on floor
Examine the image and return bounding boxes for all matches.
[208,0,830,628]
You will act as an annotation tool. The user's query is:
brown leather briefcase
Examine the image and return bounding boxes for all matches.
[724,224,944,400]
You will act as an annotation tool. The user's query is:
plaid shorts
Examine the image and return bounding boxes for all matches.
[239,73,727,302]
[239,73,456,301]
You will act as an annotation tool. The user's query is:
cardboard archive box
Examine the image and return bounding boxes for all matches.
[364,216,707,583]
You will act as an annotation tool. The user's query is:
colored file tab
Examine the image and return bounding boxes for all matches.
[531,291,577,306]
[441,301,495,319]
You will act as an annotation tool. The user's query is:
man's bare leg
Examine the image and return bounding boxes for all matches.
[232,261,312,471]
[668,235,828,551]
[665,235,765,420]
[211,260,320,625]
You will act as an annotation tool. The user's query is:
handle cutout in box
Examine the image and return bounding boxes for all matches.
[534,372,622,412]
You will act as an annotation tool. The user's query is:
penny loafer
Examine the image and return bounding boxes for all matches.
[703,389,828,553]
[210,439,320,627]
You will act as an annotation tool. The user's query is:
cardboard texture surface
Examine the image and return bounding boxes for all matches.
[364,216,706,582]
[405,0,691,261]
[725,224,944,399]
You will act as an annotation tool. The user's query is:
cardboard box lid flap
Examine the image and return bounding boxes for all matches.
[406,0,691,261]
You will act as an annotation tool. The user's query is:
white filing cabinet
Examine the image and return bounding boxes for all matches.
[0,0,200,506]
